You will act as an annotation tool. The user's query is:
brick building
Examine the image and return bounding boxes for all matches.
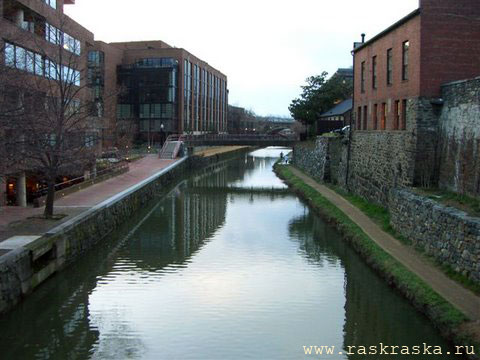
[88,40,228,147]
[0,0,97,206]
[350,0,480,204]
[0,1,228,206]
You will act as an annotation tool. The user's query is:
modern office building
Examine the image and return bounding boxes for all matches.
[88,40,228,146]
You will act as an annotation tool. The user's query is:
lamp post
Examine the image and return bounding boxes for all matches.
[160,123,165,147]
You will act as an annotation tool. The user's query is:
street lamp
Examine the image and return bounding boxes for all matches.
[160,123,165,146]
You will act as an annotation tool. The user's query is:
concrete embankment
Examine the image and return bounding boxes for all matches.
[0,146,252,315]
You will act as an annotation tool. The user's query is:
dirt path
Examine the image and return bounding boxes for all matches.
[289,166,480,322]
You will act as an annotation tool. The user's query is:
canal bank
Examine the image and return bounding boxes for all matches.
[0,146,252,316]
[274,164,480,358]
[0,147,463,360]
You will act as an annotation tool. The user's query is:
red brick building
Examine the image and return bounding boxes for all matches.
[350,0,480,204]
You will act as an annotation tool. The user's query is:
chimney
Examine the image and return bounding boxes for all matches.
[361,33,366,43]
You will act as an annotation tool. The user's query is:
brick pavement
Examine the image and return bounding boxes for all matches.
[0,155,175,242]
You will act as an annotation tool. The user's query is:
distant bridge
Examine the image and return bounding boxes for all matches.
[181,134,297,147]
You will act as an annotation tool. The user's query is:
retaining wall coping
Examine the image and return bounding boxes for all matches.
[441,76,480,88]
[392,188,480,226]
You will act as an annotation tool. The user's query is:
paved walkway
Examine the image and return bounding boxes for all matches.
[0,155,175,242]
[290,166,480,323]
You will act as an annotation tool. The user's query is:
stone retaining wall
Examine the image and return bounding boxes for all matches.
[390,189,480,284]
[439,77,480,198]
[292,137,347,185]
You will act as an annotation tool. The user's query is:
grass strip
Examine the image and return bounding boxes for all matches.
[274,164,479,356]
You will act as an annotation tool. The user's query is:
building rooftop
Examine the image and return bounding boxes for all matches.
[320,99,352,118]
[353,8,420,53]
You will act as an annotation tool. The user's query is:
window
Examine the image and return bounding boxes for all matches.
[140,104,150,118]
[372,56,377,89]
[402,41,409,81]
[387,48,393,85]
[117,104,132,119]
[381,103,387,130]
[361,61,365,93]
[401,99,407,130]
[85,134,96,148]
[363,106,368,130]
[394,100,400,130]
[373,104,378,130]
[26,50,34,73]
[5,43,15,67]
[34,54,44,76]
[357,106,362,130]
[46,23,81,55]
[44,0,57,9]
[88,51,104,65]
[15,46,26,70]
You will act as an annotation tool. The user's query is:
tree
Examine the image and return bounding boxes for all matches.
[289,71,353,126]
[1,15,99,218]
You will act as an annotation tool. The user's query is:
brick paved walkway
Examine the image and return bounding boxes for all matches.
[0,155,175,242]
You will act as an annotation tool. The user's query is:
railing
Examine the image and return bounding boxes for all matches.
[33,162,130,207]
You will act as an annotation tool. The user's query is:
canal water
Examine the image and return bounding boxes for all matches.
[0,148,457,359]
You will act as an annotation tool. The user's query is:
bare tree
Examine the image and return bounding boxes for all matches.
[2,14,99,217]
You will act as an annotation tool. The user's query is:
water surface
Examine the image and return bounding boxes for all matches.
[0,147,456,359]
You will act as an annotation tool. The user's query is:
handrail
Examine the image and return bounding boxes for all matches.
[32,162,129,198]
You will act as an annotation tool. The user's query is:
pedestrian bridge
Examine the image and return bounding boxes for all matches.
[181,134,296,147]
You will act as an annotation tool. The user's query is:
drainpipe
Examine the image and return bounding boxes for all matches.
[345,34,365,191]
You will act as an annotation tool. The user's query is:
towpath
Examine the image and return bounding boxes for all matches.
[289,166,480,323]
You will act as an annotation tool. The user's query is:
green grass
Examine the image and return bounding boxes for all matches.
[274,164,472,335]
[414,187,480,217]
[323,184,480,296]
[327,184,412,245]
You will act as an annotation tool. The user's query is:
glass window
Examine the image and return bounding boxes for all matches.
[15,46,26,70]
[117,104,132,118]
[360,61,365,93]
[151,104,161,118]
[372,56,377,89]
[387,48,393,85]
[35,53,44,76]
[26,50,34,73]
[402,41,409,81]
[5,43,15,67]
[140,104,149,118]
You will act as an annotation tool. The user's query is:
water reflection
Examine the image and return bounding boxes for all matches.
[288,211,455,359]
[0,147,455,360]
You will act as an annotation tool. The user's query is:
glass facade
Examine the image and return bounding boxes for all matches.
[45,23,81,55]
[4,42,80,85]
[118,58,178,135]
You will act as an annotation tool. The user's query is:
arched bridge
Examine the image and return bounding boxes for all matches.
[181,134,297,147]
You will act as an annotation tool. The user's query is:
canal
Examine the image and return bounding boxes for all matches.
[0,148,456,359]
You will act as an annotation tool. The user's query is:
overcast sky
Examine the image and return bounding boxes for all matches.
[65,0,419,117]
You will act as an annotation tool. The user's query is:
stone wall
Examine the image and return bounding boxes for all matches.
[292,136,347,185]
[348,130,416,205]
[390,189,480,284]
[348,97,440,206]
[439,77,480,198]
[292,139,329,182]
